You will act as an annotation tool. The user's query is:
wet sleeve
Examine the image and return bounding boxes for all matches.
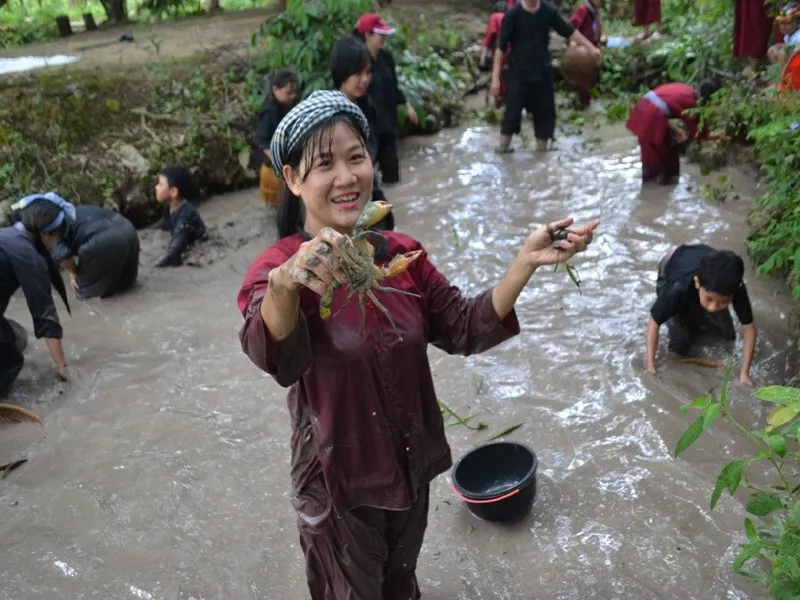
[237,246,312,387]
[483,15,501,48]
[49,240,73,263]
[410,240,519,356]
[11,247,62,339]
[386,52,408,106]
[498,10,514,51]
[731,284,754,325]
[649,283,683,326]
[553,6,576,38]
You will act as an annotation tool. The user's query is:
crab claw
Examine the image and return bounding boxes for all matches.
[356,201,393,231]
[374,250,423,281]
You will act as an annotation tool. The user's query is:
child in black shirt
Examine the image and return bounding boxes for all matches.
[153,165,208,268]
[645,244,757,385]
[256,69,299,206]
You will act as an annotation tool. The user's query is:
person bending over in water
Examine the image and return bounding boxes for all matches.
[238,89,599,600]
[1,218,71,396]
[646,244,757,386]
[152,165,208,268]
[13,194,140,300]
[626,77,723,185]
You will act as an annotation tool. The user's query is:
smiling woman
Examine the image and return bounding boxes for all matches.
[236,89,600,600]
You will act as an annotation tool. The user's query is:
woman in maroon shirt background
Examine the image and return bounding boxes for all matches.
[238,90,599,600]
[733,0,774,69]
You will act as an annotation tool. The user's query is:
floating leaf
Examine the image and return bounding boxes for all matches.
[0,458,27,480]
[487,422,524,441]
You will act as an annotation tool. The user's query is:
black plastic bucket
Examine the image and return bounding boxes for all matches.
[450,441,538,523]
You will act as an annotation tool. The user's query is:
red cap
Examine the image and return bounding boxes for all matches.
[355,13,396,35]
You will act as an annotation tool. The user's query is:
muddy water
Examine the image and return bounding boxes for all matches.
[1,117,798,600]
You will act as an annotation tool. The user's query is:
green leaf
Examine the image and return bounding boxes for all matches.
[744,517,757,541]
[681,394,711,415]
[745,492,783,517]
[766,405,800,428]
[674,416,704,457]
[710,459,747,510]
[754,386,800,405]
[702,402,721,428]
[752,431,787,457]
[794,500,800,525]
[732,543,761,572]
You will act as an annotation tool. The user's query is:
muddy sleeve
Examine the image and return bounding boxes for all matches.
[552,6,576,38]
[237,248,312,387]
[650,282,683,325]
[410,241,519,355]
[498,10,514,51]
[731,284,754,325]
[11,247,62,339]
[49,240,73,263]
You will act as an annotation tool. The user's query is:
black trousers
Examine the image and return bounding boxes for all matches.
[656,255,736,356]
[77,219,140,300]
[501,73,557,141]
[376,131,400,185]
[0,317,26,397]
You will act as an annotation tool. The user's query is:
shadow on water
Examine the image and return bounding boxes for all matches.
[1,120,797,599]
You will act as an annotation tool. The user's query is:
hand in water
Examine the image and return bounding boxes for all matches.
[69,274,79,292]
[56,365,80,383]
[519,217,600,269]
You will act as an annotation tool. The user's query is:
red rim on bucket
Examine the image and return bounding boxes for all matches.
[449,479,521,504]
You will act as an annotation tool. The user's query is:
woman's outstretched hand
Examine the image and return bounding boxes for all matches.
[518,217,600,269]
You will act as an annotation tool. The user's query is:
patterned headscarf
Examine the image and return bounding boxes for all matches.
[11,192,77,233]
[270,90,370,179]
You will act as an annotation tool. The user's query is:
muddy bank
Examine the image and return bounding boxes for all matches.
[1,119,797,599]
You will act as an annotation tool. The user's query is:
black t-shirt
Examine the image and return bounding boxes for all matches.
[153,203,208,268]
[367,49,407,137]
[498,0,575,82]
[256,97,292,160]
[650,244,754,326]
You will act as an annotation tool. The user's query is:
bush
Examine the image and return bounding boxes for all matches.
[675,370,800,598]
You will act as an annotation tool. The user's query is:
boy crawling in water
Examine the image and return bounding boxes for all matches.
[645,244,757,386]
[152,165,208,268]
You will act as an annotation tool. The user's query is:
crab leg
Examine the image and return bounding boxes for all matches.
[367,289,403,340]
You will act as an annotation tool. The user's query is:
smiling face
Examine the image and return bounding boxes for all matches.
[283,121,373,235]
[339,65,372,100]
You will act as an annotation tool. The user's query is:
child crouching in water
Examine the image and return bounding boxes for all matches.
[256,69,299,207]
[153,165,208,268]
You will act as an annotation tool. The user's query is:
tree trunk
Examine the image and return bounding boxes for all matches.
[83,12,97,30]
[99,0,128,23]
[208,0,222,11]
[55,14,73,37]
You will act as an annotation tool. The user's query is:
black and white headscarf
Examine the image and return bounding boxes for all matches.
[270,90,370,179]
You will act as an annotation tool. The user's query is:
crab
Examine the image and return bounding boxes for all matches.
[319,201,423,339]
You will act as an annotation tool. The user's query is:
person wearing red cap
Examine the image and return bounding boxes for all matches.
[353,13,418,185]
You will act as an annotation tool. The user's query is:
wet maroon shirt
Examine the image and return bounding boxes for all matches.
[238,231,519,515]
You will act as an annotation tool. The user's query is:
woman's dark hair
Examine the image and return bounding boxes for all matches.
[269,68,298,96]
[352,28,366,42]
[275,113,386,256]
[161,164,199,202]
[331,36,372,90]
[16,199,72,315]
[697,76,723,104]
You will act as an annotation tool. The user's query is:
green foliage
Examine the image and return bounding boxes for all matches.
[675,369,800,597]
[249,0,372,103]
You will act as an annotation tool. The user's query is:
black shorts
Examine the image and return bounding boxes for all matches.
[501,73,557,140]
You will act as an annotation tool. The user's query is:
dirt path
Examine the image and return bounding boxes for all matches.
[0,8,274,70]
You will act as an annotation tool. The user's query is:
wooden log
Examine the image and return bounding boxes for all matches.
[56,14,73,37]
[83,12,97,31]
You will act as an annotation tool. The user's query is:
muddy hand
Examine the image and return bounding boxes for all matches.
[269,228,347,297]
[521,217,600,268]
